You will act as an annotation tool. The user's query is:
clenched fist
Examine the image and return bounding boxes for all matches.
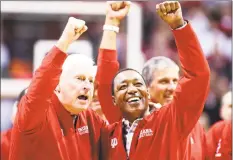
[156,1,185,29]
[57,17,88,52]
[105,1,131,26]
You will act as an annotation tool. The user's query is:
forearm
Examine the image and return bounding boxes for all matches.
[17,46,67,132]
[171,22,210,137]
[100,17,119,50]
[97,15,122,123]
[27,46,67,101]
[173,22,210,77]
[97,49,121,123]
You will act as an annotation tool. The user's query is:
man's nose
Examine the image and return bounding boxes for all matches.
[83,81,92,92]
[167,82,176,91]
[127,85,137,95]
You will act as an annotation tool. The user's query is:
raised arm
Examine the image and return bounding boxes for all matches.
[156,1,210,138]
[96,1,131,124]
[15,17,88,132]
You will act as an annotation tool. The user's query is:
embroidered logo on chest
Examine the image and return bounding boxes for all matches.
[111,138,118,148]
[77,126,89,135]
[139,129,153,139]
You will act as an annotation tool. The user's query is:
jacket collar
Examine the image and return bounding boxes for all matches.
[51,93,74,135]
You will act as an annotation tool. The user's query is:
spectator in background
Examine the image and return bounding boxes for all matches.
[206,91,232,160]
[1,88,27,160]
[220,91,232,121]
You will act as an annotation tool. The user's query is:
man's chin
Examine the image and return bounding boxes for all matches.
[76,103,89,110]
[67,104,89,114]
[126,102,146,112]
[164,98,173,104]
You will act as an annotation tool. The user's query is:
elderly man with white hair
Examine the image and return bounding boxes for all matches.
[9,16,110,160]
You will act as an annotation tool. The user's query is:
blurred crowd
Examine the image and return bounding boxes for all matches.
[1,1,232,131]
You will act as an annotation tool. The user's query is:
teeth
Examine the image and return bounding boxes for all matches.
[128,97,140,102]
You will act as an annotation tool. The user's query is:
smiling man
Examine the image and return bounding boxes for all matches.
[142,57,206,160]
[112,69,150,123]
[97,1,210,159]
[142,57,179,106]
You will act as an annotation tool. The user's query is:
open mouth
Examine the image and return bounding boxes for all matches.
[127,97,141,104]
[77,95,88,101]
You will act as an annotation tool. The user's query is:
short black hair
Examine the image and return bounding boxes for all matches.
[111,68,147,95]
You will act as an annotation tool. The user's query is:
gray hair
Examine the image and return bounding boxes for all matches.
[142,56,179,86]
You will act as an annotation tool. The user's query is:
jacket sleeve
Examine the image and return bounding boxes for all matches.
[15,46,67,133]
[96,49,122,124]
[168,22,210,139]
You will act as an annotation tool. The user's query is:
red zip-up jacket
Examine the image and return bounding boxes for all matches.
[97,23,210,160]
[177,122,206,160]
[206,120,232,160]
[1,129,12,160]
[9,47,108,160]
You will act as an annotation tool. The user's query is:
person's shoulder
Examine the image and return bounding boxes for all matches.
[212,120,227,128]
[208,120,227,134]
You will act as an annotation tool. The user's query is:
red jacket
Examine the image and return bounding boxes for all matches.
[97,23,210,160]
[1,129,12,160]
[206,120,232,160]
[9,47,107,160]
[177,122,206,160]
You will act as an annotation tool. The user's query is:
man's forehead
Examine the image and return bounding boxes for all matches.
[64,64,96,77]
[115,70,144,83]
[153,68,179,79]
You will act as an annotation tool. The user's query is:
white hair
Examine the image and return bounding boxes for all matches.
[60,54,96,77]
[222,91,232,105]
[62,54,95,71]
[142,56,179,86]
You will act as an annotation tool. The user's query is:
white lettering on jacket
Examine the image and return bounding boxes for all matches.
[77,126,89,135]
[139,129,153,139]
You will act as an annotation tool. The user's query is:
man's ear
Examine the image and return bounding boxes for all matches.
[112,96,116,106]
